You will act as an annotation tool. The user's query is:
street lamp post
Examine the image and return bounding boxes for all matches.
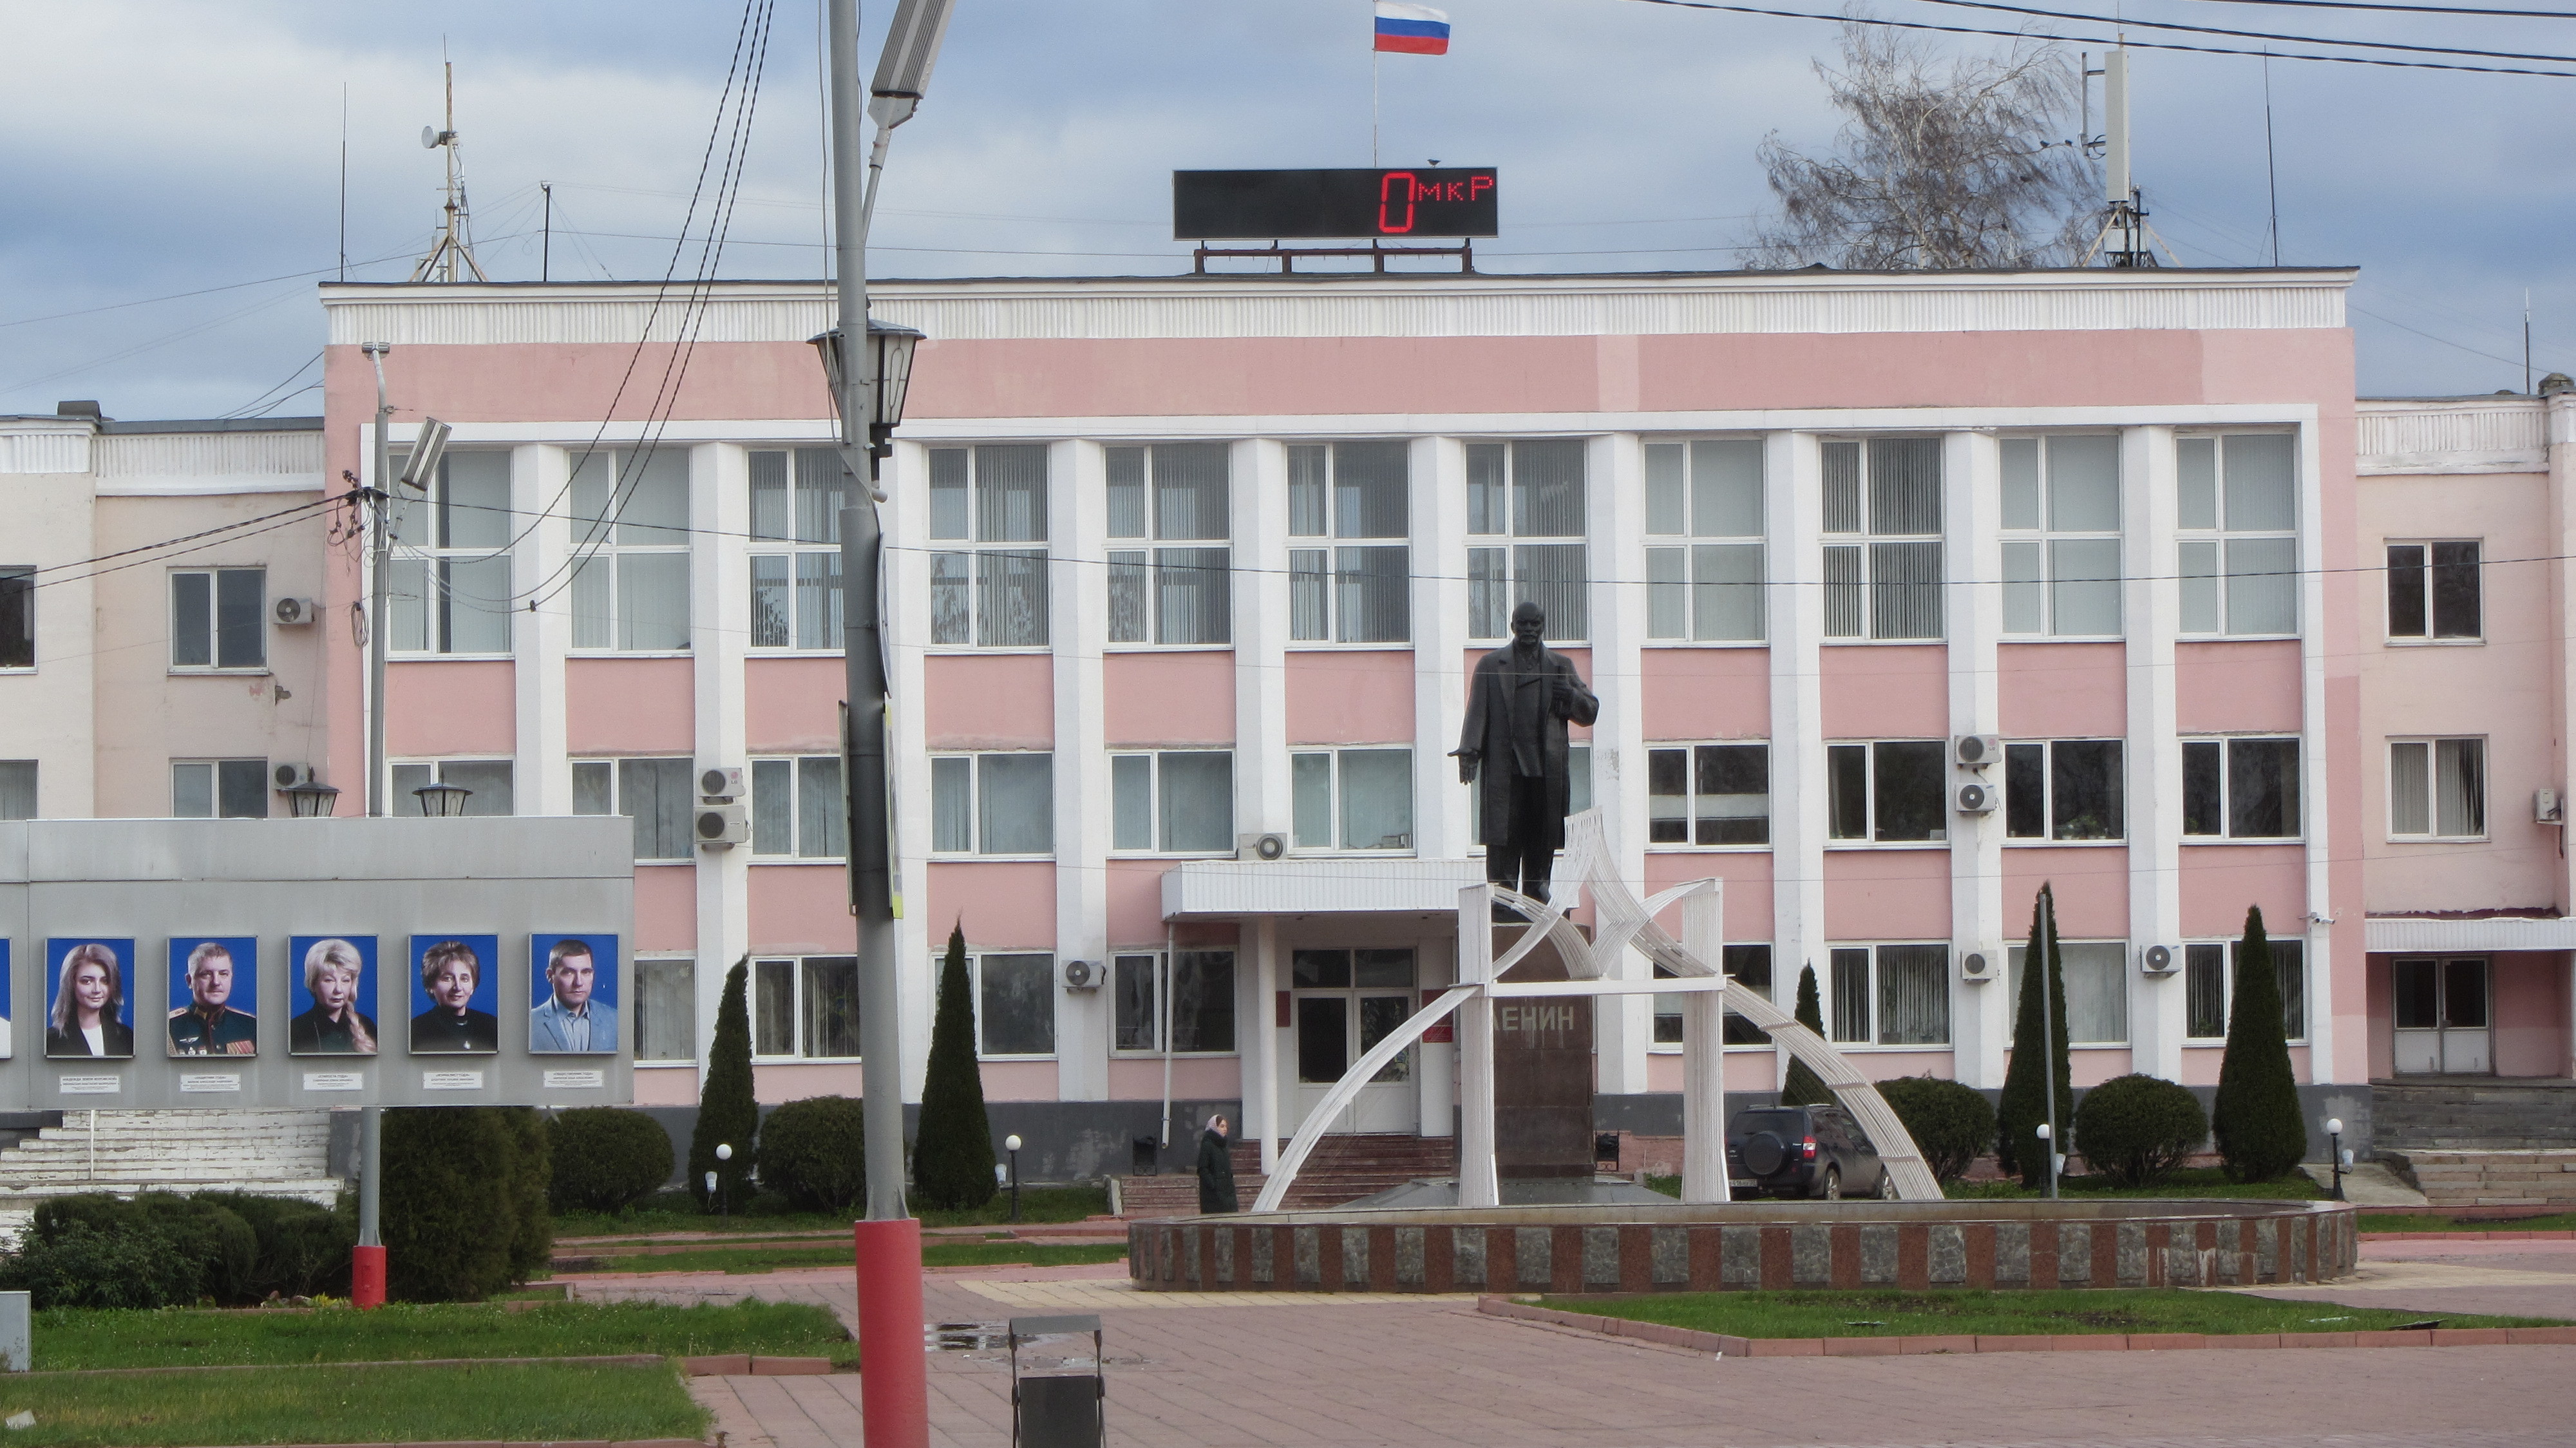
[715,1143,734,1218]
[1005,1134,1022,1223]
[410,782,473,817]
[2326,1118,2347,1202]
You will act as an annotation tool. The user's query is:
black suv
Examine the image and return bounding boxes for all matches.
[1725,1105,1891,1201]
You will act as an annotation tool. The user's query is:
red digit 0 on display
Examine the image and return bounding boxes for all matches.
[1378,171,1418,234]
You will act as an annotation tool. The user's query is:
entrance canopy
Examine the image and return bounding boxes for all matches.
[1162,858,1487,920]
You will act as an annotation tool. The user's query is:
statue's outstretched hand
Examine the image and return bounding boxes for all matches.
[1450,748,1480,784]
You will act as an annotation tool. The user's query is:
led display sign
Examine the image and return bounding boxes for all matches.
[1173,168,1499,240]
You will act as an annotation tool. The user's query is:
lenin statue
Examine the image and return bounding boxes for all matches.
[1454,600,1600,904]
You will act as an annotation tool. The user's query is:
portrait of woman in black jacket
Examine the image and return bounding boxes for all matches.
[46,942,133,1059]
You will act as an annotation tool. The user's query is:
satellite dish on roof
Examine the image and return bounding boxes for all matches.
[422,125,440,149]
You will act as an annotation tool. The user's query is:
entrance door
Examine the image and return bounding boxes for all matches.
[2393,957,2492,1074]
[1291,948,1418,1134]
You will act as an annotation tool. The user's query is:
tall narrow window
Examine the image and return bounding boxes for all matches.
[2000,435,2121,637]
[2389,738,2485,839]
[1289,747,1413,851]
[569,447,691,651]
[1645,439,1764,642]
[1289,441,1408,643]
[977,953,1057,1056]
[1467,439,1588,640]
[2386,541,2481,642]
[749,448,849,650]
[0,566,33,669]
[927,444,1050,647]
[171,567,267,669]
[390,450,513,654]
[571,757,691,859]
[0,761,33,820]
[1645,743,1770,845]
[2002,739,2124,841]
[1108,443,1231,645]
[1822,437,1943,641]
[929,752,1056,855]
[2177,433,2297,636]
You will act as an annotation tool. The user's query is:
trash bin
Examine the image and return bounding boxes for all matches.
[1009,1314,1104,1448]
[1130,1134,1160,1176]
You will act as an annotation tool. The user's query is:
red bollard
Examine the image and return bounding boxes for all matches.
[852,1219,927,1448]
[352,1244,386,1308]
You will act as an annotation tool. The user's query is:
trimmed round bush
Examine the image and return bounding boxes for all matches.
[383,1106,551,1302]
[550,1108,677,1215]
[30,1192,146,1243]
[756,1096,867,1214]
[1875,1075,1996,1184]
[2074,1073,2210,1187]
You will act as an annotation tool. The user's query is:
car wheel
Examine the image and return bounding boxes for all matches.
[1874,1170,1898,1201]
[1818,1167,1841,1201]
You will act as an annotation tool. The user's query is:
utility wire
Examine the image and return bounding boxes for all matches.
[2176,0,2576,19]
[1911,0,2576,61]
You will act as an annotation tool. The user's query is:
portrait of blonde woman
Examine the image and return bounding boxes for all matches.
[289,936,379,1056]
[46,940,133,1060]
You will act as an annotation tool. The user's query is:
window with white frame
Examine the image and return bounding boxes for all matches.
[1468,439,1588,641]
[632,956,696,1062]
[1468,744,1590,842]
[929,444,1048,647]
[0,761,32,820]
[173,759,268,819]
[2387,541,2480,642]
[171,567,265,670]
[1652,942,1773,1047]
[2182,738,2300,840]
[573,757,694,860]
[2389,738,2485,840]
[1109,444,1229,646]
[2003,739,2123,842]
[1826,740,1946,843]
[1,566,32,669]
[569,447,691,651]
[751,756,848,859]
[2178,433,2297,636]
[392,758,514,817]
[2183,938,2307,1040]
[1823,437,1942,641]
[1113,950,1237,1053]
[976,952,1056,1056]
[929,752,1054,855]
[2000,434,2121,637]
[1646,743,1768,846]
[749,448,849,650]
[753,954,860,1059]
[1291,747,1413,851]
[2007,940,2129,1045]
[1110,750,1233,853]
[1645,439,1764,643]
[1289,441,1409,644]
[1828,944,1950,1045]
[390,450,512,655]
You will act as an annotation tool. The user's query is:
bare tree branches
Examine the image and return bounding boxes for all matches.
[1747,21,2097,270]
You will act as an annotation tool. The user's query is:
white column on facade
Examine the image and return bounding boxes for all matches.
[511,445,572,817]
[2125,426,2186,1081]
[1593,431,1651,1097]
[1680,884,1730,1202]
[1947,430,2007,1089]
[1251,916,1282,1169]
[690,444,752,1082]
[2296,418,2339,1082]
[884,441,935,1101]
[1414,436,1469,861]
[1770,432,1827,1093]
[1236,440,1293,843]
[1054,439,1110,1101]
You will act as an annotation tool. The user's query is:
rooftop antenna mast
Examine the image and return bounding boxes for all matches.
[410,56,489,283]
[2082,46,2175,269]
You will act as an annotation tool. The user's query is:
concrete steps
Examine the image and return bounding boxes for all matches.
[2382,1148,2576,1208]
[2374,1079,2576,1150]
[0,1109,344,1241]
[1119,1134,1458,1217]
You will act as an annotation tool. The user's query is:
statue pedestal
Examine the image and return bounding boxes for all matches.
[1490,925,1596,1181]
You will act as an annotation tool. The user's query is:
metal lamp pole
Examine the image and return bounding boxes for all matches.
[354,342,394,1311]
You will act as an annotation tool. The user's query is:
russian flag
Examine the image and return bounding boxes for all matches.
[1374,1,1450,54]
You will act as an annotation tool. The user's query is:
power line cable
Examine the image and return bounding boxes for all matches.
[1906,0,2576,64]
[2175,0,2576,19]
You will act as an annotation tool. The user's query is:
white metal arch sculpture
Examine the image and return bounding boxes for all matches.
[1251,812,1942,1212]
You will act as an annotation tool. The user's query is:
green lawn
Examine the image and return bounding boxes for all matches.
[555,1185,1110,1240]
[556,1241,1125,1277]
[2357,1211,2576,1234]
[0,1361,705,1447]
[1643,1168,2324,1203]
[33,1300,851,1371]
[1546,1288,2565,1338]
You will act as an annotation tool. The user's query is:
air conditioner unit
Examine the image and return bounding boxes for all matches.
[1958,946,1996,983]
[1062,959,1101,991]
[1954,734,2004,768]
[2539,789,2565,826]
[694,803,748,848]
[1954,781,1998,815]
[2139,944,2179,975]
[272,597,319,626]
[700,767,745,801]
[272,763,317,790]
[1236,832,1288,862]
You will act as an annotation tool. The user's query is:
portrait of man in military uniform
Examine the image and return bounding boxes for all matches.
[167,938,257,1057]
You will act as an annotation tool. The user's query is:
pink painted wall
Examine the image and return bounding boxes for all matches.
[1997,643,2126,738]
[1289,651,1415,744]
[329,341,831,428]
[2179,1043,2314,1088]
[386,660,513,756]
[1642,648,1770,740]
[632,1065,697,1105]
[1821,646,1947,738]
[634,864,696,953]
[2365,957,2395,1080]
[2492,951,2571,1078]
[747,864,857,956]
[1106,859,1174,947]
[566,658,695,754]
[2002,848,2129,938]
[2174,642,2304,734]
[925,654,1052,749]
[1823,851,1951,939]
[980,1061,1061,1101]
[1106,1057,1243,1101]
[752,1062,864,1103]
[1643,851,1775,937]
[2177,845,2307,938]
[1855,1051,1954,1081]
[746,658,846,754]
[1104,652,1236,746]
[928,861,1056,947]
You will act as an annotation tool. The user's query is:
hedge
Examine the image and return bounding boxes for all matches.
[757,1096,867,1214]
[2074,1074,2208,1188]
[1874,1076,1994,1183]
[383,1106,550,1302]
[549,1107,677,1214]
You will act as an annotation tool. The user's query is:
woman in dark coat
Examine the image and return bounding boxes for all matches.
[1196,1114,1239,1214]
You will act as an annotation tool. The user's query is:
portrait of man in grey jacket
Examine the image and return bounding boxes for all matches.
[529,936,617,1054]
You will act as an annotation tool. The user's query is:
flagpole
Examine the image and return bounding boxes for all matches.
[1372,48,1381,166]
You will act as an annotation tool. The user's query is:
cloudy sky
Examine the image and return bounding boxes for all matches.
[3,0,2571,420]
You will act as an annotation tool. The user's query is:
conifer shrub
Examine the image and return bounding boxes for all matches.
[1776,964,1833,1107]
[690,958,761,1210]
[196,1191,354,1299]
[1996,884,2074,1187]
[2212,906,2309,1182]
[2072,1074,2208,1187]
[549,1107,676,1214]
[1875,1075,1995,1183]
[912,923,996,1210]
[756,1096,868,1213]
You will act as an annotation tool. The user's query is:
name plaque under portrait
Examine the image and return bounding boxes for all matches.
[422,1071,485,1091]
[179,1073,241,1093]
[301,1072,364,1092]
[57,1076,118,1095]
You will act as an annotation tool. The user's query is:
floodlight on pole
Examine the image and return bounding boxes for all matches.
[858,0,959,237]
[396,418,452,492]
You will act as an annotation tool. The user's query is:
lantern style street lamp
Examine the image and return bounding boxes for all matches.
[285,781,342,818]
[410,781,473,817]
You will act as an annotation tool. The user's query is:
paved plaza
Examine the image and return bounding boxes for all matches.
[578,1241,2576,1448]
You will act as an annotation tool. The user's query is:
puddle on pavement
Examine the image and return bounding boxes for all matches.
[929,1322,1010,1351]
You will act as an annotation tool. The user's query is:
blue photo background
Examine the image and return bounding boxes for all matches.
[166,937,258,1056]
[45,937,135,1058]
[288,935,379,1056]
[0,938,13,1058]
[529,933,619,1054]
